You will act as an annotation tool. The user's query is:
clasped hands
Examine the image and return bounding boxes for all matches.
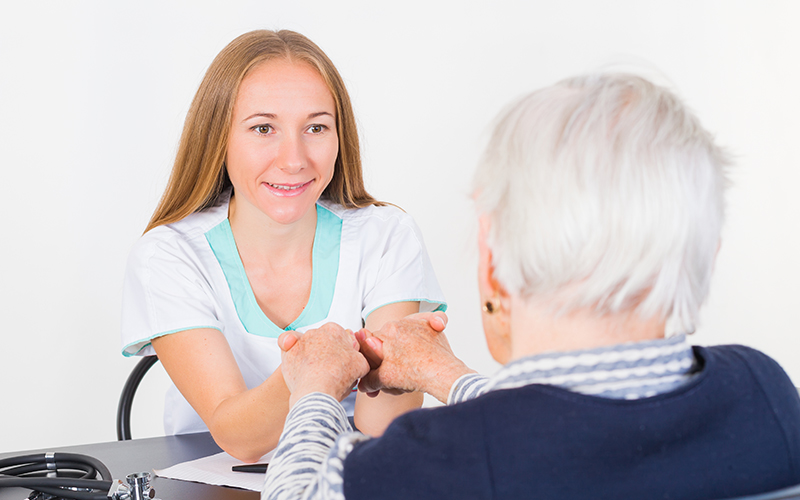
[278,312,473,409]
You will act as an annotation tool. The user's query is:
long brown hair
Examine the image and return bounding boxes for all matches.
[145,30,380,233]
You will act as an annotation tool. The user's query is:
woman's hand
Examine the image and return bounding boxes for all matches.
[278,323,370,408]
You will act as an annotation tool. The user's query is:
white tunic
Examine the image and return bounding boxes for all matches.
[121,190,446,434]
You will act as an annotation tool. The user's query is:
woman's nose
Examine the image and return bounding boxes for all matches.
[277,134,305,174]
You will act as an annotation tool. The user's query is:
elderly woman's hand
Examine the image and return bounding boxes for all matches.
[278,323,370,408]
[357,312,475,403]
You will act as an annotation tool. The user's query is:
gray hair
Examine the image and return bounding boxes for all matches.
[473,73,729,335]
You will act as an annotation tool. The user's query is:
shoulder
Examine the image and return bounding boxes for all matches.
[320,201,446,314]
[127,200,228,270]
[696,344,792,380]
[696,344,798,397]
[318,201,429,255]
[695,344,800,442]
[318,200,419,231]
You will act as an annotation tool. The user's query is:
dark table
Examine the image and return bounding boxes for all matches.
[0,433,259,499]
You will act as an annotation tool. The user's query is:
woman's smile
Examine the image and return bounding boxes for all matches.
[263,180,314,197]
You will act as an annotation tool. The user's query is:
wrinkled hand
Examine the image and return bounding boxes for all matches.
[357,312,447,366]
[352,313,446,397]
[278,323,370,408]
[356,312,474,403]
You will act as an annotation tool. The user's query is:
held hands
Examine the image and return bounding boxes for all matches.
[278,323,370,408]
[357,312,474,403]
[354,312,447,397]
[278,312,473,407]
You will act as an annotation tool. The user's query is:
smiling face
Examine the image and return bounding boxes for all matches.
[226,58,339,227]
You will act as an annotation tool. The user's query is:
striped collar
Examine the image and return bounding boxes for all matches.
[484,334,698,400]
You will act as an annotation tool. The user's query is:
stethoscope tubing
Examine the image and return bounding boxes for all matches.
[0,452,112,500]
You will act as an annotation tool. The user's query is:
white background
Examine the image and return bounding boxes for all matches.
[1,1,798,453]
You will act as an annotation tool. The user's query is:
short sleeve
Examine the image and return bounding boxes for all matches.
[362,212,446,318]
[121,231,223,357]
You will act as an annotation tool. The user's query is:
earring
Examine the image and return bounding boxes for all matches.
[482,300,497,314]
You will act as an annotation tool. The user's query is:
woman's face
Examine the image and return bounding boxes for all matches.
[226,58,338,226]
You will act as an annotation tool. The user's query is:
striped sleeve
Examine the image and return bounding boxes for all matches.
[262,393,371,500]
[447,374,490,405]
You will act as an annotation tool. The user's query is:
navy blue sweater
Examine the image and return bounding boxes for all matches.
[344,345,800,499]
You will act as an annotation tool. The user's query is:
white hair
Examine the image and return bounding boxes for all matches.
[473,73,729,335]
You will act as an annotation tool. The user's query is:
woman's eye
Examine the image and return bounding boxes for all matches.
[254,125,272,135]
[308,125,324,134]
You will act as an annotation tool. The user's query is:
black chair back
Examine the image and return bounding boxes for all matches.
[116,355,159,441]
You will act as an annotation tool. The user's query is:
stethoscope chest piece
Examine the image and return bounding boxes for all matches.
[108,471,158,500]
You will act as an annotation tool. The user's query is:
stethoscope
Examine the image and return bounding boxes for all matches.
[0,452,155,500]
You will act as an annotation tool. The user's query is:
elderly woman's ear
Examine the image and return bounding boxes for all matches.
[478,216,513,364]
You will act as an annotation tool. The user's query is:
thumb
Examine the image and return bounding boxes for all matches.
[278,331,299,352]
[429,311,448,332]
[366,336,384,358]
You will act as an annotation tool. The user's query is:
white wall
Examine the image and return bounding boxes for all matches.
[1,0,798,453]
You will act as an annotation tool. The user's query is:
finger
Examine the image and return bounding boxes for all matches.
[354,328,366,343]
[357,350,371,375]
[344,329,359,350]
[357,370,383,394]
[278,331,299,351]
[357,330,384,370]
[406,311,448,332]
[357,373,409,397]
[366,336,384,358]
[428,311,448,332]
[381,387,410,396]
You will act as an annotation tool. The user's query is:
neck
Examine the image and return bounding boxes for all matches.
[508,296,666,361]
[228,193,317,261]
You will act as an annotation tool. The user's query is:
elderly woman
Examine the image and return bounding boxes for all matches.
[263,73,800,499]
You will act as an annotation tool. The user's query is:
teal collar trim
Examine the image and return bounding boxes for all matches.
[205,204,342,338]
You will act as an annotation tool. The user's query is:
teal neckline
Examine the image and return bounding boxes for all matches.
[205,204,342,338]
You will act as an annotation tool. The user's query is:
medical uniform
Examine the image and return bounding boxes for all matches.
[121,189,446,435]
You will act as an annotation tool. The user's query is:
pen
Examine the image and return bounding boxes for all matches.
[232,463,269,473]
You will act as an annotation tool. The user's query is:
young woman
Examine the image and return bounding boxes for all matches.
[120,30,445,462]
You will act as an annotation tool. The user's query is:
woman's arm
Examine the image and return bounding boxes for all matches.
[353,301,423,436]
[151,328,290,463]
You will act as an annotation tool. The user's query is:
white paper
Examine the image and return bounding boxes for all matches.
[154,449,275,492]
